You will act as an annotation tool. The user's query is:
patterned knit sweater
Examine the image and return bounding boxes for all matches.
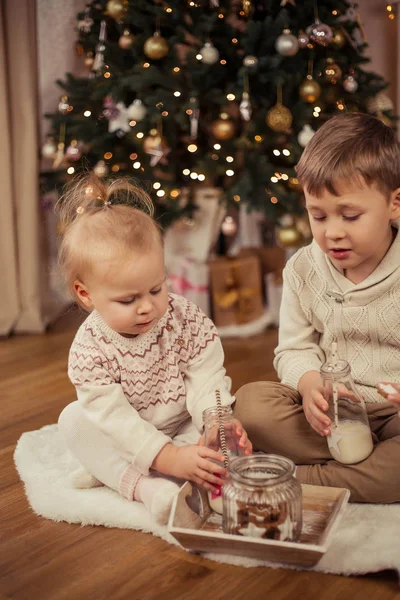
[274,222,400,404]
[68,294,234,474]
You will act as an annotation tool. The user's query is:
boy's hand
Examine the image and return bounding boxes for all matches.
[302,388,331,436]
[230,418,253,455]
[172,445,227,493]
[299,371,362,436]
[299,371,331,436]
[377,382,400,414]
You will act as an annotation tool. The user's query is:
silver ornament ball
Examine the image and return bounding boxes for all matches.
[298,124,316,148]
[243,55,258,69]
[343,76,358,93]
[93,160,109,178]
[275,30,299,57]
[221,216,237,236]
[42,139,57,159]
[127,99,147,121]
[200,42,219,65]
[307,22,333,47]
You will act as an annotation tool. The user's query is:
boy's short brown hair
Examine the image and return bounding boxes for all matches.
[296,113,400,197]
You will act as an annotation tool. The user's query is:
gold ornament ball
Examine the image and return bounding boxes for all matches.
[325,85,339,105]
[76,43,84,57]
[277,225,302,248]
[84,53,94,69]
[266,104,293,132]
[324,59,342,83]
[211,117,236,141]
[288,177,303,193]
[299,77,321,103]
[332,29,346,48]
[295,215,312,240]
[144,34,169,60]
[119,30,135,49]
[106,0,127,19]
[143,133,166,153]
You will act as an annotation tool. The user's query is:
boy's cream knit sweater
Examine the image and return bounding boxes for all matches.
[274,224,400,404]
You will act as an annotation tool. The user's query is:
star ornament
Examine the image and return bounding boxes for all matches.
[104,98,138,135]
[327,430,344,455]
[145,142,171,167]
[107,103,132,133]
[238,521,266,539]
[277,514,294,541]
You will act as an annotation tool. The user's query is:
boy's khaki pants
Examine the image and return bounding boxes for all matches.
[233,381,400,503]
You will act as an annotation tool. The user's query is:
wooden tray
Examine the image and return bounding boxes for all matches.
[168,482,350,567]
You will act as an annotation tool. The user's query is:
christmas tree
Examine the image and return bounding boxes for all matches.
[42,0,394,232]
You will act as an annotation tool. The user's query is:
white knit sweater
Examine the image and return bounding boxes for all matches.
[68,294,234,475]
[274,223,400,403]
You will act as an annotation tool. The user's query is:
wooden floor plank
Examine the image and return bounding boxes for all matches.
[0,308,398,599]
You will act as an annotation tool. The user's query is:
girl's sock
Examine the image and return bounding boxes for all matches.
[136,476,181,525]
[119,464,180,525]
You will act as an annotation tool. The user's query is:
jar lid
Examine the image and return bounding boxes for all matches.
[228,453,295,488]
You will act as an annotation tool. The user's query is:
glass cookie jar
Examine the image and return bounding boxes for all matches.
[202,405,241,515]
[320,359,373,465]
[222,454,302,542]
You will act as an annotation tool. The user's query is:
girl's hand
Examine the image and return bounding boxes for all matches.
[173,445,227,493]
[197,419,253,455]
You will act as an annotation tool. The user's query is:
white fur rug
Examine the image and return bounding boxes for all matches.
[14,425,400,576]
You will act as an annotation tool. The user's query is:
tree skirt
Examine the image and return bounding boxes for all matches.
[14,425,400,576]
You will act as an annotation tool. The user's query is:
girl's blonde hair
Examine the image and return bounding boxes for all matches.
[56,174,163,301]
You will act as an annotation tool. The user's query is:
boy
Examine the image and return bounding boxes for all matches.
[233,113,400,503]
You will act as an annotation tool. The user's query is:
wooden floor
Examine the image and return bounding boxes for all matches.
[0,308,398,600]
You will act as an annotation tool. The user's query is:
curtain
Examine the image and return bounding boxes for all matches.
[0,0,47,334]
[0,0,85,335]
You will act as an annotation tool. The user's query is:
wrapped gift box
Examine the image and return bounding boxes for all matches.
[167,257,210,316]
[209,255,264,327]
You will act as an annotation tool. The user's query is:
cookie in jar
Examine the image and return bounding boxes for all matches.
[222,454,302,542]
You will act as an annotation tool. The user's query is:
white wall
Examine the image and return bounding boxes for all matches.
[357,0,397,108]
[37,0,86,141]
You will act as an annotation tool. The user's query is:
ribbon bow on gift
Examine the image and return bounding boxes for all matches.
[168,257,208,296]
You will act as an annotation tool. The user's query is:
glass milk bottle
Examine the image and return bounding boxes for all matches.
[202,406,241,514]
[320,359,373,464]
